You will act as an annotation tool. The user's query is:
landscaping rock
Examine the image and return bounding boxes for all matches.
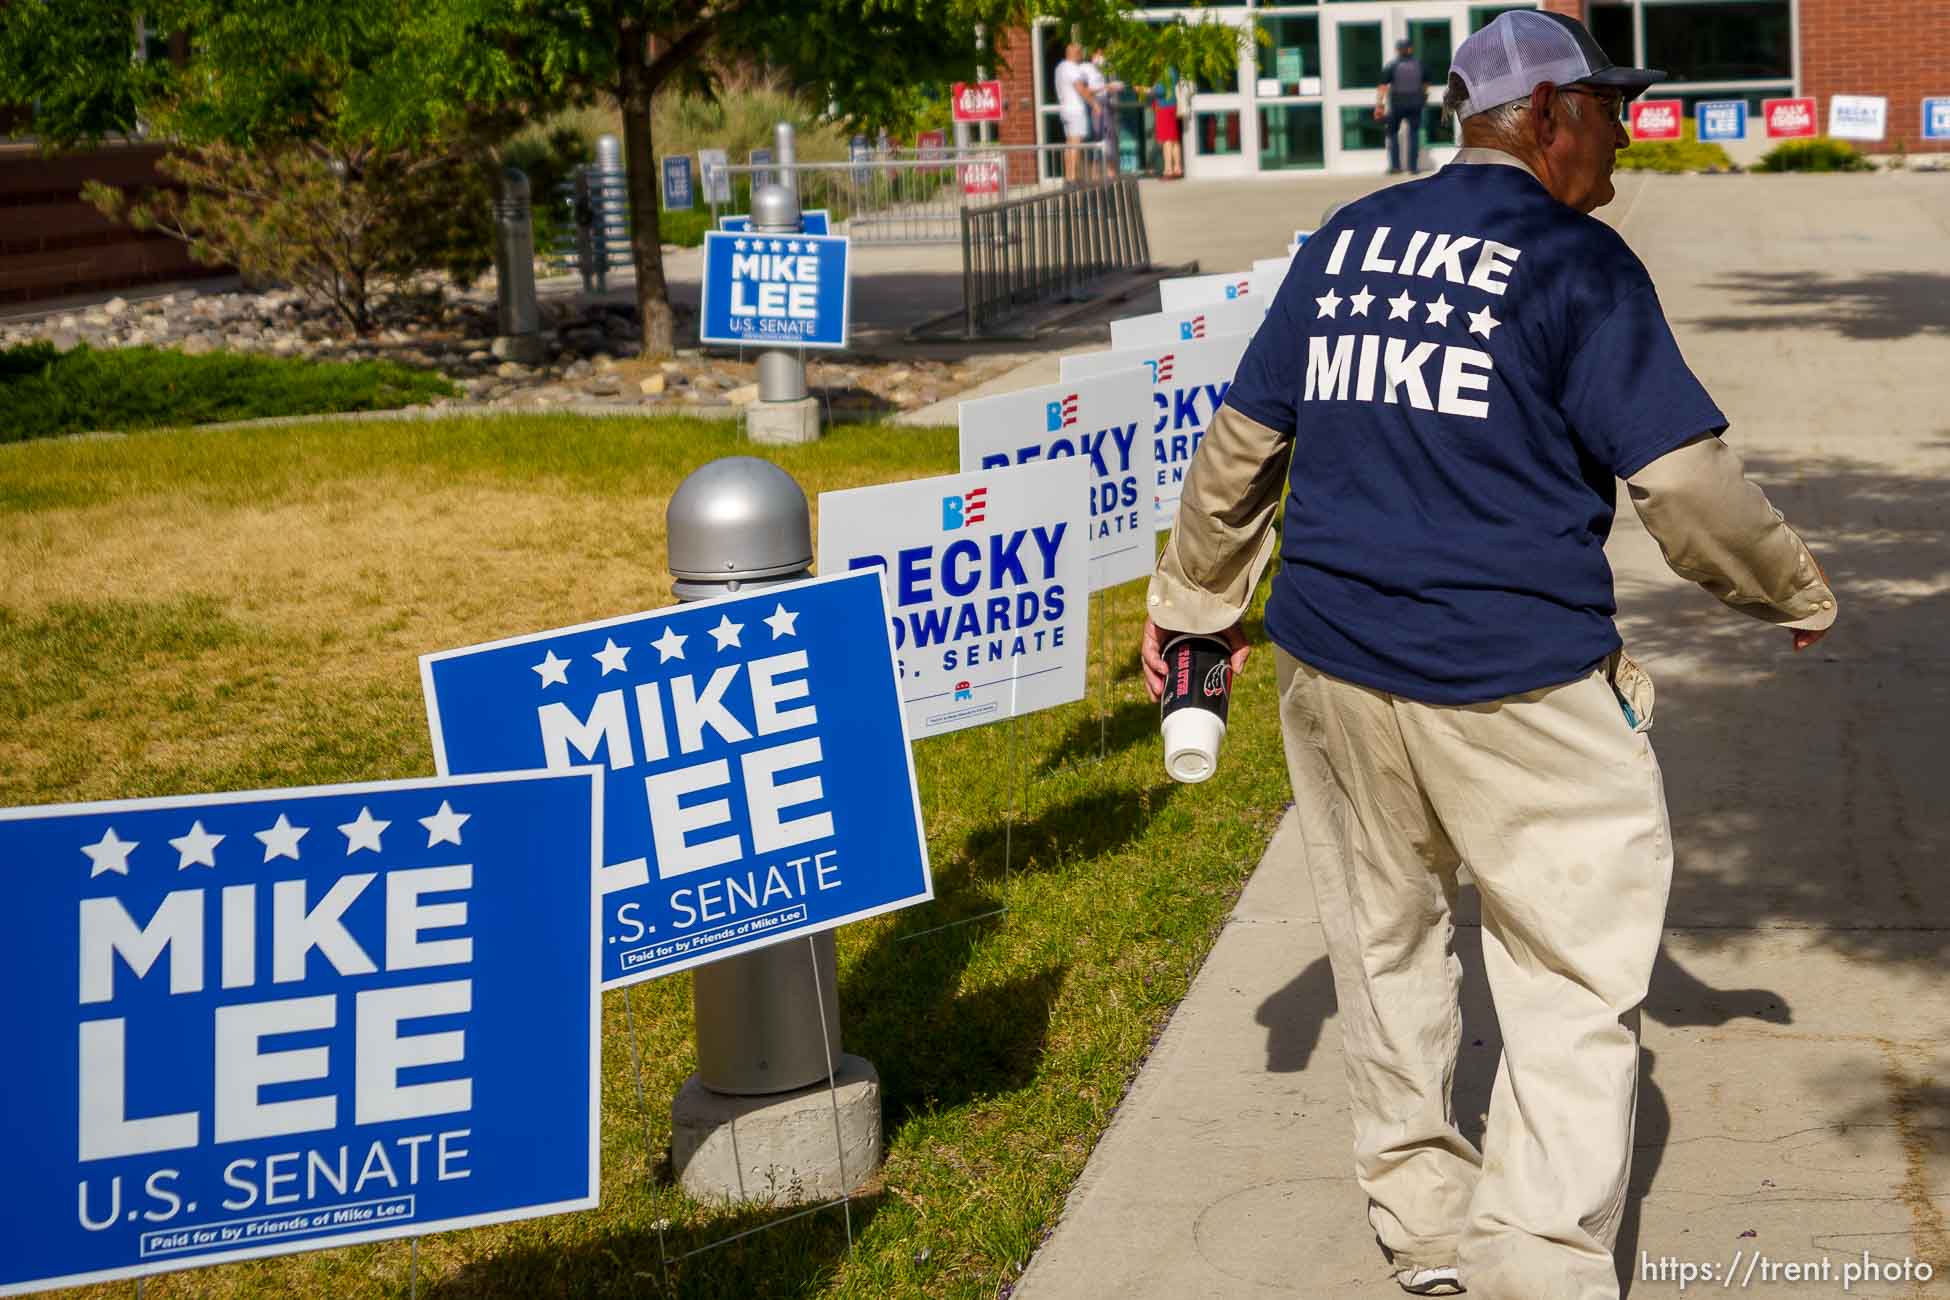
[726,383,760,405]
[639,374,667,396]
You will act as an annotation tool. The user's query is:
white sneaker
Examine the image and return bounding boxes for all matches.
[1397,1266,1464,1295]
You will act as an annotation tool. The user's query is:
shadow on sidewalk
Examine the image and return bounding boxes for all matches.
[1682,272,1950,342]
[1252,940,1793,1295]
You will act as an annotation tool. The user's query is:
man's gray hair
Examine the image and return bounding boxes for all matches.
[1444,72,1581,145]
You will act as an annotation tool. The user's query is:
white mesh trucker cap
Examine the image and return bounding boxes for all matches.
[1451,10,1665,118]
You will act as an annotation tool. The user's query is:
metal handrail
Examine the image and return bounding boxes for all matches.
[957,173,1150,338]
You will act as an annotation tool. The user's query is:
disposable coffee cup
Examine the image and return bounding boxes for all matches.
[1160,633,1233,783]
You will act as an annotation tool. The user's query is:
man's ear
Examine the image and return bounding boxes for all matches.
[1530,82,1559,147]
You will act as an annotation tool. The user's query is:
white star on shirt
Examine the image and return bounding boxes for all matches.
[592,637,630,675]
[169,820,223,869]
[82,827,138,877]
[532,650,570,687]
[708,614,744,651]
[652,626,687,662]
[1387,290,1417,321]
[763,603,800,639]
[1467,305,1502,339]
[338,806,390,855]
[1348,285,1375,317]
[1425,293,1455,327]
[420,800,470,847]
[255,813,308,863]
[1314,289,1342,319]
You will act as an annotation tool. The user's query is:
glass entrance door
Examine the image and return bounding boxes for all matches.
[1320,4,1461,174]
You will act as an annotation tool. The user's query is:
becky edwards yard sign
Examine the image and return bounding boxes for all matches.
[421,571,931,989]
[958,371,1157,591]
[0,769,601,1296]
[817,460,1090,740]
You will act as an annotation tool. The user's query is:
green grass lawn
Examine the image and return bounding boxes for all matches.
[0,414,1292,1299]
[0,343,455,443]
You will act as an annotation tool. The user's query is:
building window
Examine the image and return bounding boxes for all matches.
[1197,110,1243,156]
[1589,2,1635,66]
[1339,23,1384,92]
[1404,18,1454,87]
[1340,105,1388,151]
[1642,2,1791,82]
[1262,16,1321,96]
[1260,104,1325,169]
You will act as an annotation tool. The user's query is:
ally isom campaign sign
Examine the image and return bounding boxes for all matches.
[1064,332,1252,530]
[422,572,930,989]
[818,460,1089,740]
[699,231,850,349]
[0,770,601,1296]
[958,372,1157,591]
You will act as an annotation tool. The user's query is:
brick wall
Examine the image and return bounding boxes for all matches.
[993,25,1043,187]
[0,142,225,305]
[1799,0,1948,153]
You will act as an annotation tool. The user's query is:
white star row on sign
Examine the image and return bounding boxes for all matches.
[83,802,470,875]
[531,604,803,685]
[733,238,748,252]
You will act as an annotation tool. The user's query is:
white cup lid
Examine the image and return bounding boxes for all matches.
[1162,706,1226,784]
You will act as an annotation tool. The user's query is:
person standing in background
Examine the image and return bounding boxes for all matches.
[1151,68,1184,179]
[1085,49,1124,174]
[1378,38,1433,174]
[1054,42,1096,182]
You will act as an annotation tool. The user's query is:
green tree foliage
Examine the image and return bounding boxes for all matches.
[3,0,1250,355]
[4,0,520,335]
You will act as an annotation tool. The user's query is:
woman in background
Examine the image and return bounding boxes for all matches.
[1151,68,1183,179]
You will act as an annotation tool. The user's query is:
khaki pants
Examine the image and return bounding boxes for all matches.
[1274,648,1672,1300]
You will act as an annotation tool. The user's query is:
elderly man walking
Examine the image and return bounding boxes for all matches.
[1141,12,1837,1299]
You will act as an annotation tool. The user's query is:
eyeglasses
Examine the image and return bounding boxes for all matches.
[1555,87,1628,122]
[1513,86,1628,122]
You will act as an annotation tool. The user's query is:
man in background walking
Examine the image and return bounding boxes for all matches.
[1378,37,1433,173]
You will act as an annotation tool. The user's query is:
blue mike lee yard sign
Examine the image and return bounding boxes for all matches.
[698,231,851,349]
[0,770,601,1296]
[421,571,930,989]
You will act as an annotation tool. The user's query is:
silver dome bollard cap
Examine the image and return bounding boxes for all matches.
[750,182,801,233]
[666,457,813,602]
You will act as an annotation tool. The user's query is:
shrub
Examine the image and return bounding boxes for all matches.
[0,344,454,442]
[1616,118,1736,173]
[1754,137,1875,173]
[87,132,498,336]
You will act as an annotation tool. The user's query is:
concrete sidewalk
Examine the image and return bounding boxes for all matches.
[1013,171,1950,1299]
[1013,811,1950,1299]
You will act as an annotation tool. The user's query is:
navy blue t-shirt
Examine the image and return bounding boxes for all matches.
[1230,162,1725,705]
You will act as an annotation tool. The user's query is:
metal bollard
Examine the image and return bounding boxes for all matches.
[667,458,839,1094]
[752,185,810,405]
[664,458,883,1206]
[744,143,823,446]
[490,166,546,364]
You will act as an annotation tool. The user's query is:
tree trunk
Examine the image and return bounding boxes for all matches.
[617,16,674,359]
